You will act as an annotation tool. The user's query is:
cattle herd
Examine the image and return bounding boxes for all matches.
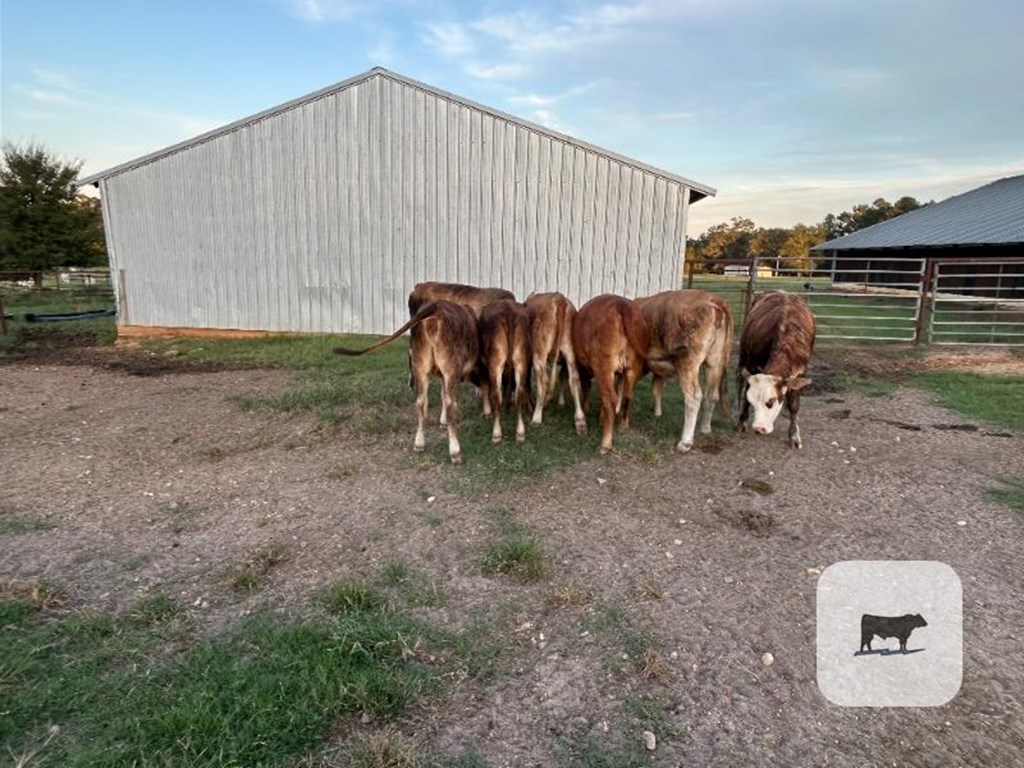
[335,281,816,464]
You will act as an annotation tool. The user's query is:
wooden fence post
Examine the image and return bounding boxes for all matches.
[913,259,935,345]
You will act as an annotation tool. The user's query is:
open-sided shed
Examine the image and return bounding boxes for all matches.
[80,67,714,336]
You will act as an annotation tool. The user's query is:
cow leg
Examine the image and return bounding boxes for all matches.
[675,362,703,452]
[736,378,750,433]
[490,364,504,443]
[514,362,528,442]
[531,354,547,425]
[899,636,908,654]
[786,389,803,449]
[413,371,429,453]
[597,367,617,454]
[441,373,462,464]
[701,361,724,435]
[562,351,587,437]
[579,369,592,414]
[652,376,664,417]
[618,363,641,431]
[479,380,492,418]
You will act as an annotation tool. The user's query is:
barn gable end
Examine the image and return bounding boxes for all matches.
[82,68,715,335]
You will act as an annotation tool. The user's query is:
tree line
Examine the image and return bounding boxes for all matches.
[686,196,925,274]
[0,143,107,277]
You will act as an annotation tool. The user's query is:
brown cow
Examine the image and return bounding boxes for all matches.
[475,299,532,443]
[335,300,478,464]
[407,281,516,424]
[736,291,816,449]
[634,290,734,452]
[408,281,516,318]
[572,294,650,453]
[523,292,585,431]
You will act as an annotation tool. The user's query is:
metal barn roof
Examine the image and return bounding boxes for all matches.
[79,67,715,200]
[813,173,1024,251]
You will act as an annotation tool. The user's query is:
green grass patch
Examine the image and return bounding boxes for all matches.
[988,478,1024,516]
[224,541,291,595]
[0,513,57,534]
[382,562,447,608]
[2,580,498,767]
[911,371,1024,431]
[828,371,898,397]
[1,287,116,358]
[479,511,550,584]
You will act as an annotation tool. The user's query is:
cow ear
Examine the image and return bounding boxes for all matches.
[740,367,752,382]
[787,376,812,391]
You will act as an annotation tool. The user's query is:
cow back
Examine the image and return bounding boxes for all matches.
[409,281,516,317]
[739,291,815,376]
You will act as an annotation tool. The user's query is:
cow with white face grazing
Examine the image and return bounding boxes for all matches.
[737,291,816,449]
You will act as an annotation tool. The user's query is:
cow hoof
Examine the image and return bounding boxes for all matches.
[450,452,462,465]
[676,441,693,453]
[413,444,425,453]
[599,444,612,455]
[531,415,543,426]
[791,440,803,449]
[491,435,502,444]
[575,421,588,437]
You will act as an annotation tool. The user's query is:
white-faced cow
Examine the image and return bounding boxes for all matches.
[572,294,650,454]
[737,291,816,449]
[475,299,532,444]
[523,291,585,431]
[634,290,734,452]
[335,300,478,464]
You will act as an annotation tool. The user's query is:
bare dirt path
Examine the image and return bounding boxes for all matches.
[2,357,1022,766]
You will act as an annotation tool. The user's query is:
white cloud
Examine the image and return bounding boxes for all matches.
[464,62,528,81]
[283,0,364,23]
[421,22,475,56]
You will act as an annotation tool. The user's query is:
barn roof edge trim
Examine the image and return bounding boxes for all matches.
[77,66,716,200]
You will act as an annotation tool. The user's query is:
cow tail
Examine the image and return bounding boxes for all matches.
[334,303,432,356]
[621,302,649,362]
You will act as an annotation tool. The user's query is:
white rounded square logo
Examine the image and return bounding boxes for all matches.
[817,561,962,707]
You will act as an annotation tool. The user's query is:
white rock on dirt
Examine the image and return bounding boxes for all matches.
[642,730,657,750]
[761,652,775,667]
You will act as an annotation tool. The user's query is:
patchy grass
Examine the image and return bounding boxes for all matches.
[224,541,291,595]
[0,579,68,608]
[479,511,550,584]
[382,562,447,608]
[988,478,1024,518]
[0,287,116,358]
[911,371,1024,431]
[829,371,898,397]
[0,513,57,534]
[1,582,502,767]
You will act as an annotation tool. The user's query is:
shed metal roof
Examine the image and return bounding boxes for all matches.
[78,67,716,200]
[813,173,1024,251]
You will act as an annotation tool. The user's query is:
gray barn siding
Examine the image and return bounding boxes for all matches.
[96,72,701,335]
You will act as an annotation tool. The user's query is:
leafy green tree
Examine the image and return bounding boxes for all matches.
[779,223,827,275]
[0,142,106,274]
[688,216,756,271]
[823,196,923,240]
[750,227,790,271]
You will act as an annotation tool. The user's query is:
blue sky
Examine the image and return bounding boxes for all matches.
[3,0,1022,235]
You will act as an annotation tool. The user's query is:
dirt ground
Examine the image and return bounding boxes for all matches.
[2,346,1023,767]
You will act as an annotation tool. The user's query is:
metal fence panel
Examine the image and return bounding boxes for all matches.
[928,260,1024,345]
